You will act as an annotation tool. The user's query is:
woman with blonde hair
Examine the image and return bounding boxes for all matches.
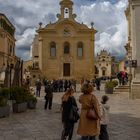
[61,88,78,140]
[77,83,101,140]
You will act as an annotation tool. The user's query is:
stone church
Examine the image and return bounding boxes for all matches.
[95,50,118,78]
[32,0,97,80]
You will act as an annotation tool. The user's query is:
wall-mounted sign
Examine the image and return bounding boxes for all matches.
[131,60,137,68]
[125,60,137,68]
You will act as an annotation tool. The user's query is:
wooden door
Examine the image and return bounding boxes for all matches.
[63,63,70,76]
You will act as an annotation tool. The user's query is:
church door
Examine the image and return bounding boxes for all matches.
[102,69,106,76]
[63,63,70,77]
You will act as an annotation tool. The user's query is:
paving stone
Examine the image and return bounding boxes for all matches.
[0,84,140,140]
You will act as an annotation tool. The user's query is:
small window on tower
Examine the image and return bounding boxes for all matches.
[64,8,69,18]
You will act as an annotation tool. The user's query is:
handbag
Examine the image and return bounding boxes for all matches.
[86,95,98,120]
[69,105,80,122]
[69,97,80,122]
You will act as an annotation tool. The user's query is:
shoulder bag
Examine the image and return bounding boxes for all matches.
[86,95,98,120]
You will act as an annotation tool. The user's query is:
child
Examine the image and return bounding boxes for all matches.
[99,95,110,140]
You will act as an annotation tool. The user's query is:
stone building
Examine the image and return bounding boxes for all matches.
[32,0,97,81]
[125,0,140,99]
[95,50,118,78]
[0,13,20,86]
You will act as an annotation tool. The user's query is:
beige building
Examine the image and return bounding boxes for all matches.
[32,0,97,81]
[0,13,19,86]
[95,50,118,78]
[126,0,140,99]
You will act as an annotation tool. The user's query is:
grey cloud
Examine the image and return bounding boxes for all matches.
[0,0,128,60]
[42,13,56,24]
[16,45,30,51]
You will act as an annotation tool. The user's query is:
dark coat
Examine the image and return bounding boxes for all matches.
[45,84,53,98]
[62,96,77,123]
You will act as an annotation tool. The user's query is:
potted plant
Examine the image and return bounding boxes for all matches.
[27,94,37,109]
[105,81,114,94]
[11,87,28,113]
[112,80,118,87]
[0,88,10,118]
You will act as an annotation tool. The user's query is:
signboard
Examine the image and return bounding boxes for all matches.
[132,60,137,68]
[125,60,137,68]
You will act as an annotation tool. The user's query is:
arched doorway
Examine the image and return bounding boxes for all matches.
[101,67,107,76]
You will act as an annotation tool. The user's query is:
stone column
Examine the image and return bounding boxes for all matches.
[130,0,140,99]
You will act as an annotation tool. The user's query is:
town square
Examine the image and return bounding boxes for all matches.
[0,0,140,140]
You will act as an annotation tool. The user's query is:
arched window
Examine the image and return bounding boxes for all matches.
[77,42,83,57]
[64,42,70,54]
[50,42,56,57]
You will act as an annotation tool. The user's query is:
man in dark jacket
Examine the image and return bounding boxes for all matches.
[44,81,53,110]
[35,79,41,97]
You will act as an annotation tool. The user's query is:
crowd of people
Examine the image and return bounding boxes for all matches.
[117,71,128,85]
[34,78,110,140]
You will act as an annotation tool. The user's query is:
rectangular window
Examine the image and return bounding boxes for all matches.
[77,47,83,57]
[50,47,56,57]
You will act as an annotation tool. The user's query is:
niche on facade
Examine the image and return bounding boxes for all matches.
[64,42,70,54]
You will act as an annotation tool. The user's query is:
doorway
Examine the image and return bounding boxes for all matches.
[63,63,70,76]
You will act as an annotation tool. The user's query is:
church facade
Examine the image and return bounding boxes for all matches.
[32,0,97,80]
[95,50,118,78]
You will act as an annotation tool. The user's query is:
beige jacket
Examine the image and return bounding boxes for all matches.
[77,93,101,136]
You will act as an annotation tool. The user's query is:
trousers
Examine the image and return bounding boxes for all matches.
[99,125,109,140]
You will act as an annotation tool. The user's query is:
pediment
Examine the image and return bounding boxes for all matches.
[38,19,97,35]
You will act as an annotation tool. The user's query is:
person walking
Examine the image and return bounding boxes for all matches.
[61,88,78,140]
[95,78,101,91]
[77,83,101,140]
[35,79,41,97]
[44,81,53,110]
[99,95,110,140]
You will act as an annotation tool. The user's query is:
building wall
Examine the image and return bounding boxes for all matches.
[39,31,95,80]
[129,0,140,99]
[0,14,16,65]
[32,0,96,81]
[0,13,17,86]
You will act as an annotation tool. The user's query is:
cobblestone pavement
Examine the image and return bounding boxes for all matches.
[0,84,140,140]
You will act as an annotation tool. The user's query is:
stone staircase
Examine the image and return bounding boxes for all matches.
[114,85,130,94]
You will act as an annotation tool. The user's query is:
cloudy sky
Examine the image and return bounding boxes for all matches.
[0,0,128,60]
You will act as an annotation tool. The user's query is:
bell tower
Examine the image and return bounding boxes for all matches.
[59,0,74,20]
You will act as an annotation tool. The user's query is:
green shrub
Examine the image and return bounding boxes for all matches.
[10,87,29,104]
[105,80,118,89]
[112,80,118,87]
[0,88,10,107]
[105,81,114,88]
[26,94,37,103]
